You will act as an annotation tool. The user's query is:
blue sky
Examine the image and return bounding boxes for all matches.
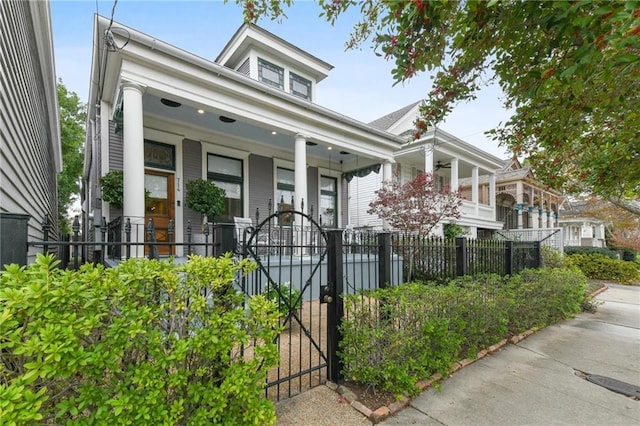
[50,0,510,157]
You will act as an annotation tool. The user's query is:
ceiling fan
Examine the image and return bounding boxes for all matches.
[435,160,451,170]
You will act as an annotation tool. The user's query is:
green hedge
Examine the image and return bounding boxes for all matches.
[566,253,640,284]
[0,254,280,425]
[339,268,587,397]
[564,245,619,259]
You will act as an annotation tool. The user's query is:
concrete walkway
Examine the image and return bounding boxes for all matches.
[275,284,640,425]
[381,284,640,425]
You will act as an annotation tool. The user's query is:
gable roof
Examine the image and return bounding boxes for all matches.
[368,101,421,131]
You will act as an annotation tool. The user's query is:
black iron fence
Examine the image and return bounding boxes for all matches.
[20,213,543,402]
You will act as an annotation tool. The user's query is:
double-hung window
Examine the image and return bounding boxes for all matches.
[320,176,337,228]
[207,154,243,223]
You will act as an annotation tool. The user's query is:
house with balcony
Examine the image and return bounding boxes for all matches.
[348,103,566,238]
[1,0,61,266]
[348,102,506,238]
[82,17,406,257]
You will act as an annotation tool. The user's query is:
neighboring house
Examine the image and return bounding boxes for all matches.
[350,102,506,238]
[0,1,61,266]
[559,201,607,247]
[486,157,564,230]
[82,18,405,257]
[349,103,566,237]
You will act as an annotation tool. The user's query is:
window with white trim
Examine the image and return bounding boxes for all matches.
[258,58,284,90]
[290,72,312,100]
[207,154,243,223]
[320,176,337,228]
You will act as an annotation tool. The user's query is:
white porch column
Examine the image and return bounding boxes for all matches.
[294,134,308,214]
[382,159,394,184]
[471,166,479,215]
[424,144,434,175]
[122,82,146,257]
[532,208,539,229]
[489,173,496,208]
[450,158,459,191]
[516,181,524,229]
[382,159,395,230]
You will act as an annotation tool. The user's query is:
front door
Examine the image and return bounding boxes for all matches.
[145,170,175,256]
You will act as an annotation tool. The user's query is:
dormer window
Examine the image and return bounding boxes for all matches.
[258,58,284,90]
[290,72,311,100]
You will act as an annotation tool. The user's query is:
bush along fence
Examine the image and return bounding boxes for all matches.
[339,267,589,399]
[0,254,282,425]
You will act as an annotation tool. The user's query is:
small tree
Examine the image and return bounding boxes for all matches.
[368,172,462,281]
[185,179,226,224]
[99,170,124,208]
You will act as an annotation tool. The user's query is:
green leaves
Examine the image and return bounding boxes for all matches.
[340,267,588,395]
[184,178,227,222]
[0,254,280,424]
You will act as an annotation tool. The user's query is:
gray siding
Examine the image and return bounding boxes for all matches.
[307,167,318,217]
[182,138,202,235]
[0,1,60,262]
[248,154,273,224]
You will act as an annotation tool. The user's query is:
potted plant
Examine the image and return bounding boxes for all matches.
[184,178,226,226]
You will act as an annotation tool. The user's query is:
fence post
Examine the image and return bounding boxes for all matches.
[455,237,467,277]
[72,216,80,269]
[147,218,158,260]
[100,217,107,264]
[186,220,192,256]
[168,219,174,255]
[505,240,514,275]
[533,241,541,268]
[42,214,51,255]
[378,233,392,289]
[125,218,131,259]
[326,229,344,384]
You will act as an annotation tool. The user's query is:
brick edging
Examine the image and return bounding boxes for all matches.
[330,285,609,424]
[333,331,539,423]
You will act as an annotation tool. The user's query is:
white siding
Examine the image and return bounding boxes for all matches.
[348,172,383,229]
[0,1,61,263]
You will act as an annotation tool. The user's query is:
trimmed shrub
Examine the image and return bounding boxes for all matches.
[339,284,461,398]
[507,268,587,333]
[0,254,280,425]
[541,245,565,268]
[566,253,640,284]
[339,268,587,398]
[564,245,619,259]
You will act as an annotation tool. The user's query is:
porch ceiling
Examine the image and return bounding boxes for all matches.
[142,93,375,170]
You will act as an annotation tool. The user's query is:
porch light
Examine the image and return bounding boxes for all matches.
[271,131,277,135]
[327,146,332,150]
[160,98,181,107]
[197,109,204,114]
[219,115,236,123]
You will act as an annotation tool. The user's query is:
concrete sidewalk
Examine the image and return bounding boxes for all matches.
[381,284,640,425]
[275,284,640,425]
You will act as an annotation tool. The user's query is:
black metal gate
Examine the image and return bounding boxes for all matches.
[238,210,342,401]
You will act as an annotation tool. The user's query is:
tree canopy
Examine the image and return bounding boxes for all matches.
[57,81,86,234]
[238,0,640,215]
